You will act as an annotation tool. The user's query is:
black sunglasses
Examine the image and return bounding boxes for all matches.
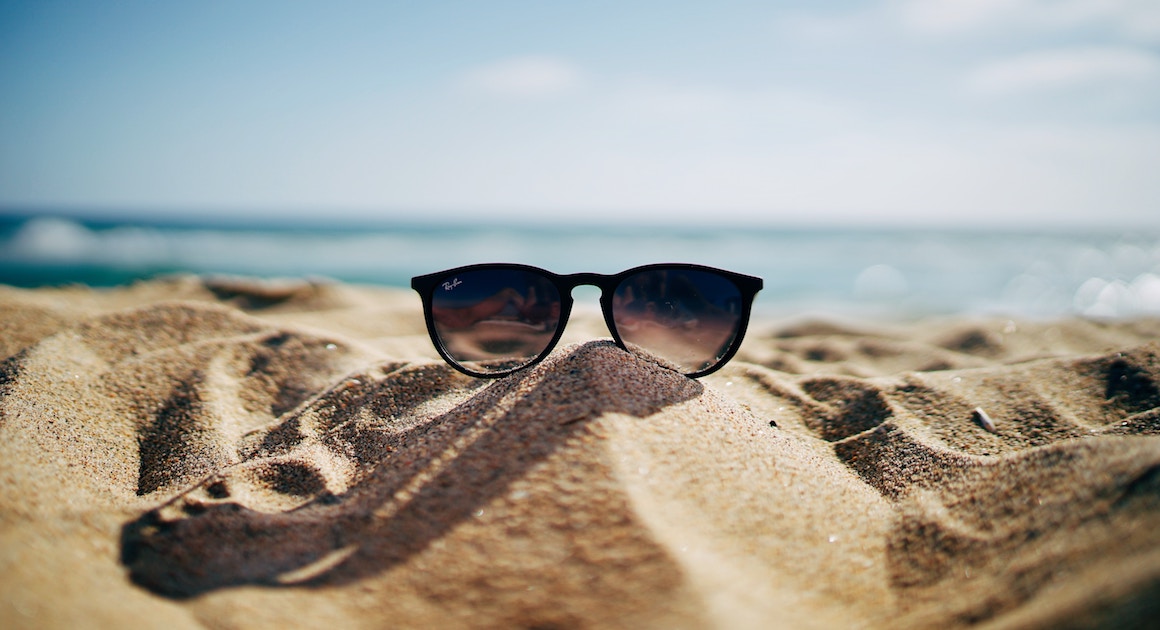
[412,263,763,378]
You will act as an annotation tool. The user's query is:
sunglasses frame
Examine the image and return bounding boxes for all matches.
[411,262,764,379]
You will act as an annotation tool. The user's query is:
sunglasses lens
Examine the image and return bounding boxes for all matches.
[429,268,562,375]
[612,268,745,374]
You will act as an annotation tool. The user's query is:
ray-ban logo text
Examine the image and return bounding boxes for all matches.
[442,277,463,291]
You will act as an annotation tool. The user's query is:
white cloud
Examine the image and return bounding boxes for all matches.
[964,46,1160,96]
[894,0,1160,40]
[460,56,585,99]
[895,0,1020,34]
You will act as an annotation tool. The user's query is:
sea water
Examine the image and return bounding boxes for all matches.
[2,213,1159,320]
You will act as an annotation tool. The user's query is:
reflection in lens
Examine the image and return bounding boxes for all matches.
[612,269,743,374]
[430,268,562,374]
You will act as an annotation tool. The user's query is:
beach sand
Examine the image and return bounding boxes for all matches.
[2,275,1159,629]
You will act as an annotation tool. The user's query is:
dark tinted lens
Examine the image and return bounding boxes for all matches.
[611,268,744,374]
[430,268,562,374]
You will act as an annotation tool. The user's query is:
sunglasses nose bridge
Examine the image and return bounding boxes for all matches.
[557,272,623,344]
[563,272,605,286]
[559,272,612,300]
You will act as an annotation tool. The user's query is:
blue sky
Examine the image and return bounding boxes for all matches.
[1,0,1158,227]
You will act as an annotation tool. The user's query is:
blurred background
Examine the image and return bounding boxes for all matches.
[2,1,1158,318]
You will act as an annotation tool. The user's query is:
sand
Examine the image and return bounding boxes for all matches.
[2,274,1159,629]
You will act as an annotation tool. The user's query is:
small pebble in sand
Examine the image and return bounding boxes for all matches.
[973,407,998,433]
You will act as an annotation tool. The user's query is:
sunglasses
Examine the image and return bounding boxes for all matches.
[412,263,763,378]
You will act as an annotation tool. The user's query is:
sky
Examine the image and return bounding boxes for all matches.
[1,0,1158,228]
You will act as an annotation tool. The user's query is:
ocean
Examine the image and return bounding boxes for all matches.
[2,212,1159,320]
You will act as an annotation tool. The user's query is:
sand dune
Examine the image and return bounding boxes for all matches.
[2,276,1158,629]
